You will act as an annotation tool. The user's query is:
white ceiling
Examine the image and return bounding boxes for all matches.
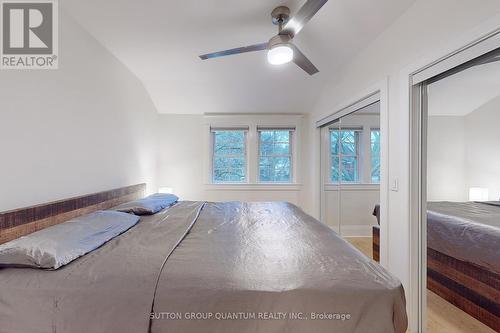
[63,0,416,114]
[428,60,500,116]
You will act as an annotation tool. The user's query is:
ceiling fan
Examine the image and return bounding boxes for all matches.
[199,0,328,75]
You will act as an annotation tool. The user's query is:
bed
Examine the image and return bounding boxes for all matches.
[0,185,407,333]
[427,201,500,331]
[372,202,500,331]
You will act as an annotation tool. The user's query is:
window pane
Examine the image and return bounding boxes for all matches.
[213,130,246,182]
[330,130,339,155]
[331,156,340,183]
[371,156,381,183]
[260,142,290,156]
[340,131,357,155]
[259,130,291,182]
[260,131,274,145]
[276,142,290,155]
[332,158,359,183]
[371,130,380,152]
[260,157,291,182]
[275,131,290,143]
[341,156,358,183]
[214,131,245,155]
[330,129,359,183]
[371,130,381,183]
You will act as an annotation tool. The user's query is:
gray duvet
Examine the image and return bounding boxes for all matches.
[427,201,500,274]
[0,201,407,333]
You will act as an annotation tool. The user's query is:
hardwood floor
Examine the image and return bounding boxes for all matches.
[426,289,495,333]
[344,236,373,258]
[344,237,496,333]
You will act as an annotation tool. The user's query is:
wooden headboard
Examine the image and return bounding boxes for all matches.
[0,183,146,245]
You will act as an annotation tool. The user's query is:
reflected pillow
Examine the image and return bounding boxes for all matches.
[114,193,178,215]
[0,210,139,269]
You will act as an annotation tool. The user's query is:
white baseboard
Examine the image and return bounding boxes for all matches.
[340,225,374,237]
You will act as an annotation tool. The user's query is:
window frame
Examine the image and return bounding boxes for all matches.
[210,128,248,183]
[329,127,362,184]
[204,115,303,187]
[257,129,294,183]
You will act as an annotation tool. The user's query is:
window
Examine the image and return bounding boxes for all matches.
[212,130,247,183]
[207,118,300,185]
[258,129,292,182]
[371,129,381,183]
[330,129,360,183]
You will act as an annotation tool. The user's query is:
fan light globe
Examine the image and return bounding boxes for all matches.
[267,45,294,65]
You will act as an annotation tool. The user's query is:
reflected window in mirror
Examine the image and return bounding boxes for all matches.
[371,129,381,183]
[330,129,361,183]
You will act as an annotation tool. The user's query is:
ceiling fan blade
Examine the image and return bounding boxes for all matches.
[292,45,319,75]
[199,42,268,60]
[280,0,328,38]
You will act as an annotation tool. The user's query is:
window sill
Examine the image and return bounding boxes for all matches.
[323,183,380,191]
[205,183,303,191]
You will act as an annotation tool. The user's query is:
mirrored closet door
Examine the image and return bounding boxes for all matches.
[319,101,381,246]
[424,48,500,333]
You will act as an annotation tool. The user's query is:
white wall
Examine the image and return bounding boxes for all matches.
[0,11,158,211]
[307,0,500,326]
[156,114,314,214]
[156,115,205,201]
[427,116,467,201]
[465,95,500,201]
[427,95,500,202]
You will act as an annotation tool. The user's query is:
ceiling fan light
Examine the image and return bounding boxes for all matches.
[267,45,293,65]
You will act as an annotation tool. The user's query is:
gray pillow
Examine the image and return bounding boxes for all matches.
[114,193,178,215]
[0,210,139,269]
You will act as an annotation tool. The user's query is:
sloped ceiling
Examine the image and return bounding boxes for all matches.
[428,60,500,116]
[63,0,416,114]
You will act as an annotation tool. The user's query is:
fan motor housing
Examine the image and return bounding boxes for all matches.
[271,6,290,25]
[268,34,292,50]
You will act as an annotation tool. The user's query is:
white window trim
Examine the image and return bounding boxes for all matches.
[203,114,303,187]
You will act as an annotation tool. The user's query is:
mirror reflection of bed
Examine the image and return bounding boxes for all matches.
[425,51,500,332]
